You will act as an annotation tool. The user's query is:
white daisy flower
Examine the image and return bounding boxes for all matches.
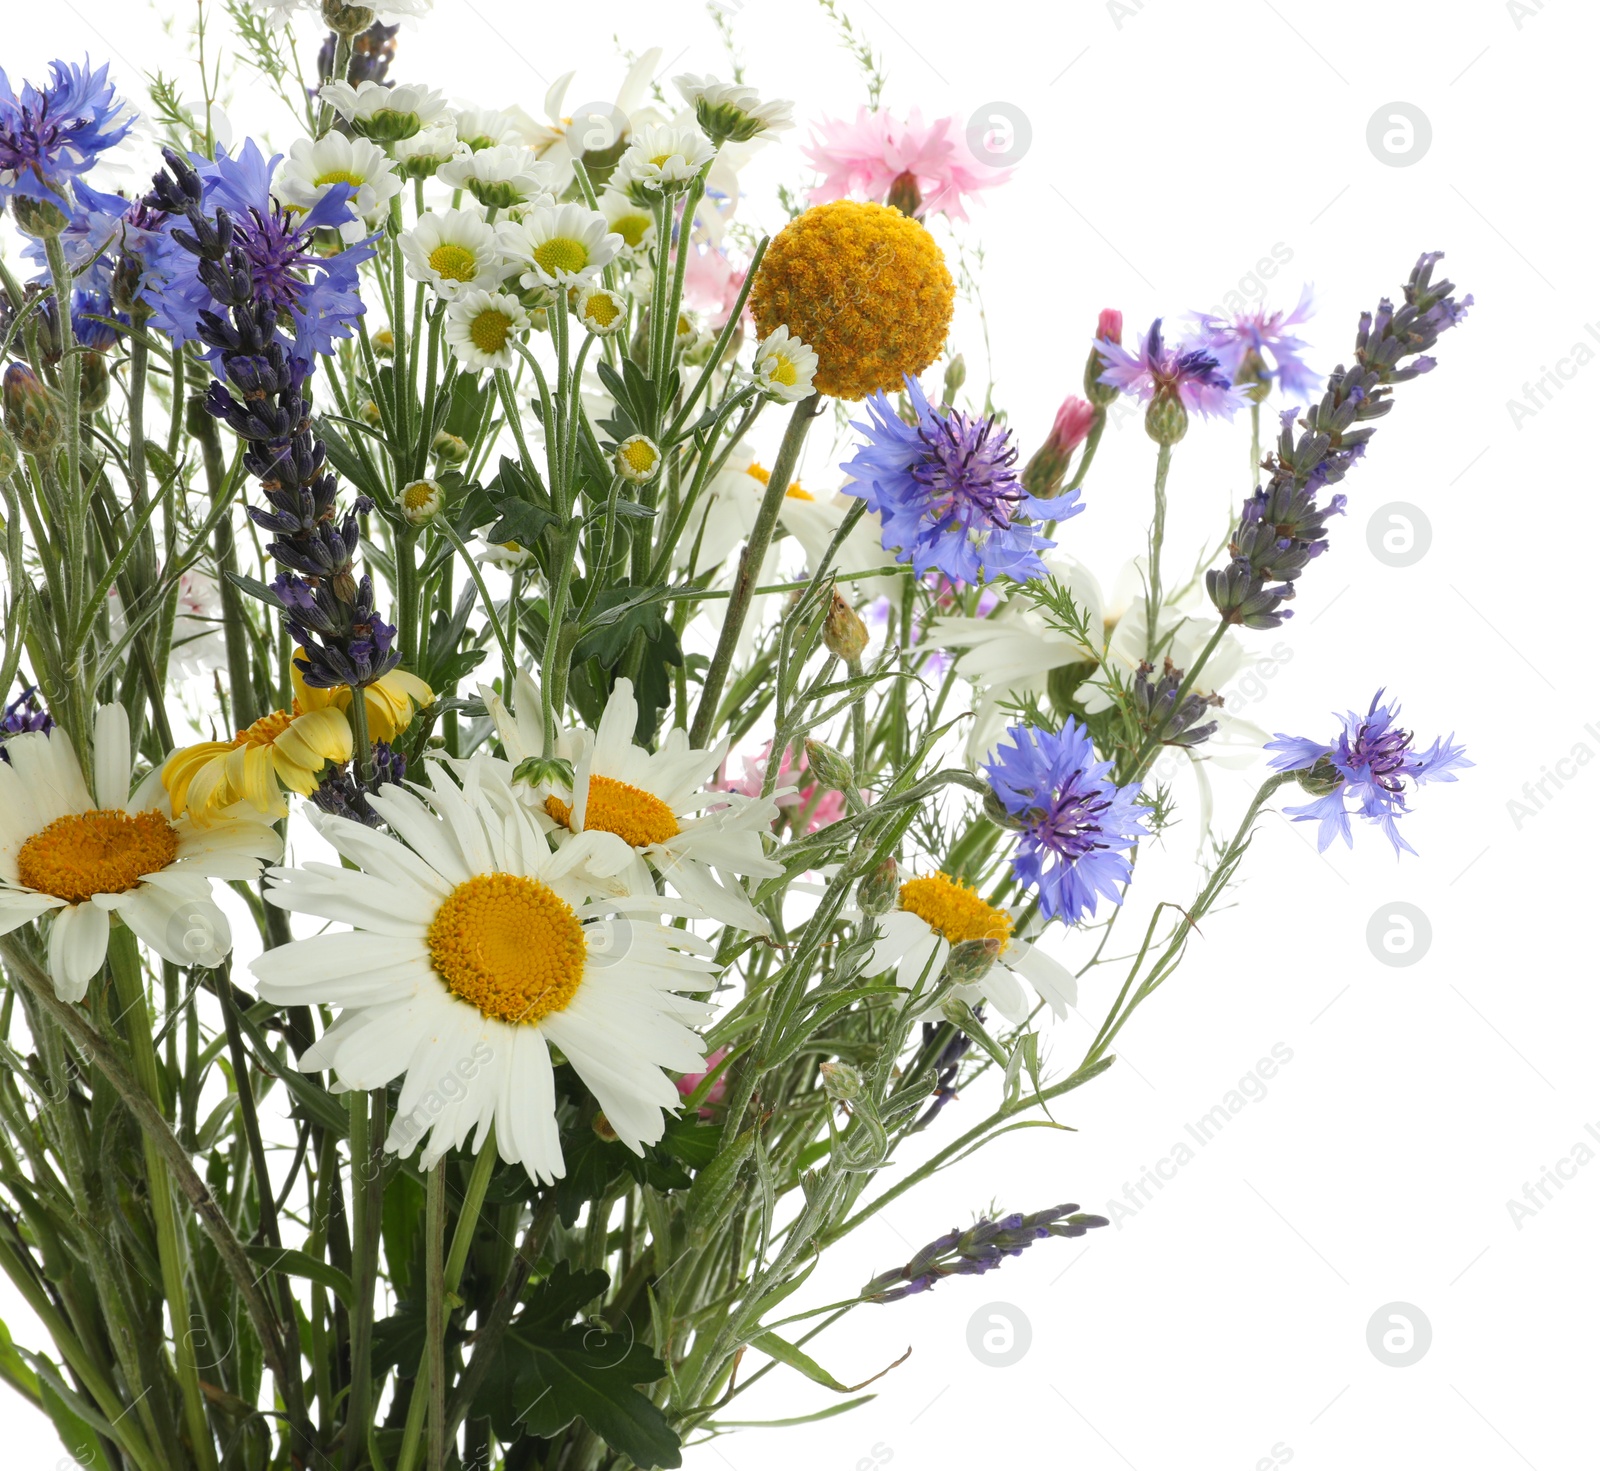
[613,123,716,194]
[437,145,559,211]
[320,80,450,143]
[497,201,621,289]
[452,105,520,152]
[863,871,1076,1025]
[250,757,717,1176]
[505,50,663,190]
[752,326,818,403]
[444,289,529,373]
[399,208,508,299]
[777,484,901,605]
[273,132,401,228]
[0,706,281,1000]
[672,449,794,575]
[598,188,656,254]
[485,674,783,936]
[576,287,628,337]
[391,123,463,179]
[673,74,794,144]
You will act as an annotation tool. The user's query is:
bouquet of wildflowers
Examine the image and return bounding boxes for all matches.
[0,5,1472,1468]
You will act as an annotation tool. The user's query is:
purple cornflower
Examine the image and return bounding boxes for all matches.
[983,718,1147,924]
[20,180,143,299]
[143,139,369,364]
[863,1203,1108,1302]
[0,685,53,762]
[1265,690,1470,854]
[1095,318,1246,421]
[1190,285,1320,400]
[842,375,1068,585]
[0,58,132,208]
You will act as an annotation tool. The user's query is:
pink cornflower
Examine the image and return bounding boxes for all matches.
[720,740,847,833]
[804,108,1010,223]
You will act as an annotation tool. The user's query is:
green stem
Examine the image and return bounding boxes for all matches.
[345,1090,385,1471]
[1145,439,1172,662]
[425,1163,447,1471]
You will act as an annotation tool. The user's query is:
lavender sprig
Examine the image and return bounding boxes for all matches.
[1207,252,1471,629]
[310,740,407,826]
[863,1204,1109,1302]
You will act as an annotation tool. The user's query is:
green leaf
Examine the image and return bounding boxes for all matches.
[40,1378,110,1471]
[0,1316,39,1404]
[486,499,558,552]
[709,1394,877,1430]
[223,569,283,609]
[243,1245,354,1304]
[749,1332,851,1392]
[471,1265,681,1469]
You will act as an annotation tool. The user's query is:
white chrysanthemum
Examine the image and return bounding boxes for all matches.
[250,757,716,1175]
[576,287,628,336]
[444,289,529,373]
[0,706,281,1000]
[752,326,818,403]
[497,201,621,288]
[437,145,559,210]
[400,208,508,299]
[321,80,450,141]
[863,872,1076,1025]
[486,674,783,936]
[391,123,463,178]
[614,123,715,193]
[477,538,534,570]
[673,73,794,143]
[452,105,520,151]
[598,188,655,254]
[274,132,401,227]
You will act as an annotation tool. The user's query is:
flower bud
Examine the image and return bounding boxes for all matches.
[856,855,900,916]
[431,429,469,465]
[78,352,111,414]
[615,433,662,483]
[512,754,576,790]
[592,1111,619,1142]
[802,737,854,793]
[3,365,65,455]
[819,1060,864,1101]
[886,169,922,219]
[1021,395,1096,499]
[400,478,443,526]
[1144,390,1188,446]
[322,0,377,37]
[578,287,628,337]
[823,591,869,662]
[361,399,384,428]
[372,327,396,358]
[946,936,1001,983]
[9,196,68,240]
[1295,756,1344,797]
[1084,307,1123,408]
[942,353,967,403]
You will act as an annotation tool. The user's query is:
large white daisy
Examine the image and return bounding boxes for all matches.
[250,757,716,1177]
[613,123,716,193]
[863,871,1076,1025]
[0,706,281,1000]
[484,674,782,936]
[273,132,401,228]
[400,207,509,299]
[498,201,622,289]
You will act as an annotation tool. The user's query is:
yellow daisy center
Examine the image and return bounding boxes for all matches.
[233,707,298,749]
[649,153,674,167]
[533,237,589,276]
[428,242,478,282]
[403,480,439,511]
[898,873,1011,950]
[614,214,650,247]
[17,809,180,905]
[427,872,587,1024]
[545,775,679,848]
[768,354,798,386]
[314,168,367,188]
[747,462,812,501]
[583,293,622,329]
[469,308,514,354]
[618,439,659,475]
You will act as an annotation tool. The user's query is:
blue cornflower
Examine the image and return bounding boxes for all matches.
[20,180,141,298]
[984,718,1148,924]
[0,58,132,207]
[0,685,53,763]
[1190,285,1320,400]
[144,139,370,363]
[841,375,1067,585]
[1265,690,1470,854]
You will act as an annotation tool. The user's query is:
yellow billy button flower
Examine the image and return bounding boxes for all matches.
[614,434,662,483]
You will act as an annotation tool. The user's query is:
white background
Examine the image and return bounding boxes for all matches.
[4,1,1597,1468]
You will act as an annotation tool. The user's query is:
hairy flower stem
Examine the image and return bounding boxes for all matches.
[690,392,822,746]
[425,1162,447,1471]
[108,925,217,1471]
[1144,440,1172,662]
[344,1090,385,1471]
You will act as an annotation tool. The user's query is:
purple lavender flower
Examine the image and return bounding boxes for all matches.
[143,139,370,364]
[983,718,1147,924]
[311,739,407,826]
[1095,318,1246,420]
[841,375,1068,585]
[0,58,132,207]
[863,1203,1108,1302]
[1265,690,1470,854]
[1189,285,1320,400]
[0,685,53,763]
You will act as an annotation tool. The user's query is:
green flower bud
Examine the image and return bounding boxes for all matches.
[3,365,65,455]
[1084,343,1121,408]
[9,196,69,240]
[818,1060,863,1101]
[942,353,967,403]
[321,0,377,37]
[856,855,900,917]
[803,737,855,794]
[432,429,470,465]
[78,352,111,414]
[1144,390,1188,446]
[946,936,1001,984]
[0,422,19,481]
[823,590,870,662]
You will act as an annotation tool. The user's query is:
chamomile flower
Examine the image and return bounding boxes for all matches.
[437,145,558,210]
[577,287,628,336]
[598,188,655,253]
[863,871,1076,1023]
[498,201,621,288]
[452,105,521,152]
[0,706,280,1000]
[614,123,715,194]
[250,756,718,1175]
[753,326,818,402]
[321,80,450,143]
[400,478,444,525]
[673,74,795,144]
[614,434,662,483]
[400,208,508,299]
[391,123,463,179]
[445,289,530,373]
[486,674,784,935]
[274,132,401,229]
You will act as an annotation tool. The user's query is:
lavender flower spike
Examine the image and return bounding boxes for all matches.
[864,1204,1109,1302]
[1265,690,1470,854]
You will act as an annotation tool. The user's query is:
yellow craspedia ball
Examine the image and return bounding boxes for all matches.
[750,200,954,401]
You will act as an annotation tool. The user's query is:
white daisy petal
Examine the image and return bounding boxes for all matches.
[47,903,110,1001]
[92,704,132,810]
